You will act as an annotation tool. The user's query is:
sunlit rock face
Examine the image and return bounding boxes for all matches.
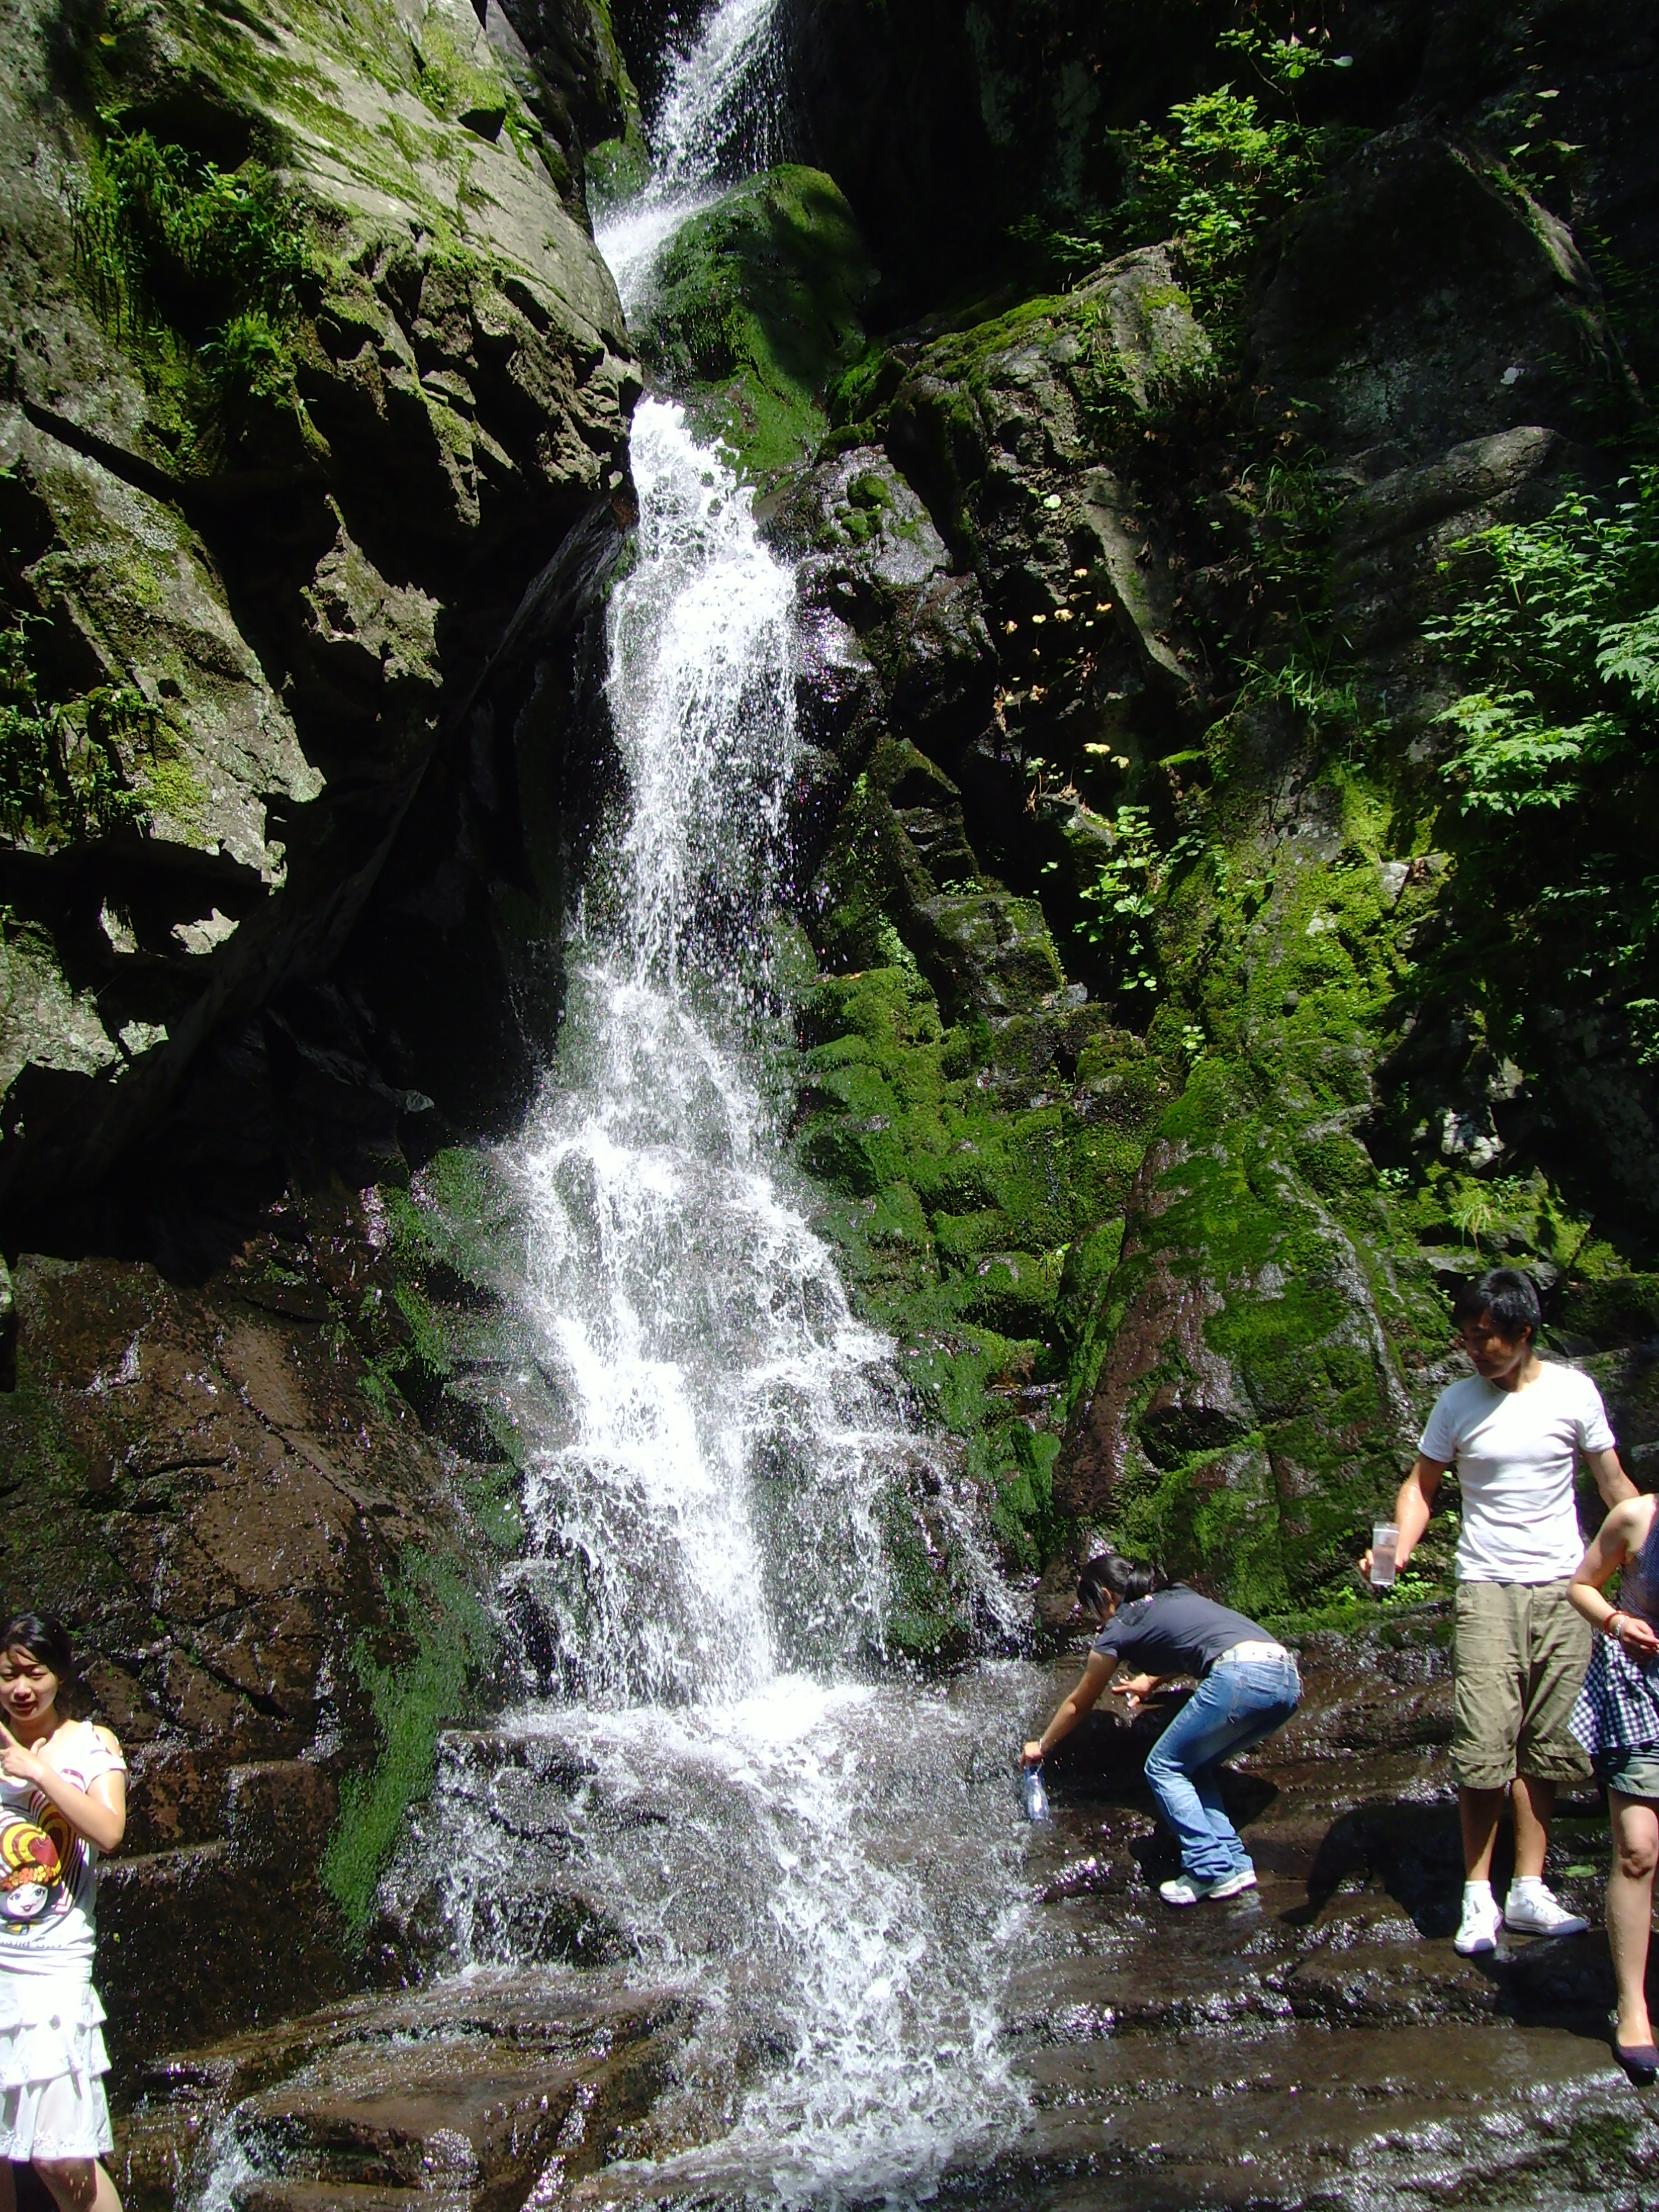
[0,0,639,1224]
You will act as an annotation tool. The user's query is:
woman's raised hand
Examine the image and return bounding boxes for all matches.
[0,1722,45,1786]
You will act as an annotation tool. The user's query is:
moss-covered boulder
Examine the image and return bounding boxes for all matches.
[631,164,873,480]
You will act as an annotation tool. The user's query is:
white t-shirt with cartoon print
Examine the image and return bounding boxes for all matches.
[1419,1362,1616,1583]
[0,1721,125,1975]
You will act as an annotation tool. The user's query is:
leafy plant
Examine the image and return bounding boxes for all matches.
[1080,804,1159,994]
[74,130,310,338]
[1242,644,1359,731]
[1428,465,1659,1030]
[1447,1182,1498,1252]
[1004,14,1354,323]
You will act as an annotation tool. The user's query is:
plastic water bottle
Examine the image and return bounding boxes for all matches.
[1371,1521,1399,1590]
[1022,1763,1051,1823]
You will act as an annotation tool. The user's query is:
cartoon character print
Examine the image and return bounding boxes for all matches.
[0,1788,82,1936]
[0,1817,62,1924]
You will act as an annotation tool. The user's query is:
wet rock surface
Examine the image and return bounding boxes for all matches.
[0,0,638,1227]
[0,1179,519,2069]
[114,1977,692,2212]
[105,1621,1659,2211]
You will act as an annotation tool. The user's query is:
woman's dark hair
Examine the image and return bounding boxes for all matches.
[0,1613,74,1678]
[1451,1266,1542,1345]
[1077,1552,1156,1610]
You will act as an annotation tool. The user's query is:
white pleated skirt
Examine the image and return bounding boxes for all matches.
[0,1969,112,2161]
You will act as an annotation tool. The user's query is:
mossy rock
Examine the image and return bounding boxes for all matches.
[632,164,874,480]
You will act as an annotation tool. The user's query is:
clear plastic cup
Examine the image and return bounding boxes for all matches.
[1371,1521,1399,1589]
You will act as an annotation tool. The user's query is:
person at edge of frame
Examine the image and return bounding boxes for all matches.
[1360,1265,1633,1958]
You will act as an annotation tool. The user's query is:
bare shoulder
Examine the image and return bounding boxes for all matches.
[1605,1494,1657,1547]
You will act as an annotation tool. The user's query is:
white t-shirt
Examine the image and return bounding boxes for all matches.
[0,1720,125,1976]
[1419,1362,1616,1583]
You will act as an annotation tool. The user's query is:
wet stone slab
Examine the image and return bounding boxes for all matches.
[108,1624,1658,2211]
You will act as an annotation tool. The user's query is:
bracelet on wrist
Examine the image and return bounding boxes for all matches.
[1607,1612,1627,1640]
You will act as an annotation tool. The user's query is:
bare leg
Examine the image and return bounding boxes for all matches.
[33,2159,122,2212]
[1608,1791,1659,2049]
[1459,1785,1507,1881]
[1511,1775,1555,1882]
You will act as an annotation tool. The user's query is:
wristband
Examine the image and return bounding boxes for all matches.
[1607,1612,1627,1641]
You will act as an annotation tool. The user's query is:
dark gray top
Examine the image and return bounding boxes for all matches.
[1091,1586,1275,1678]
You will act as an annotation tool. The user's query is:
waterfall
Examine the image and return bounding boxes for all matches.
[408,6,1034,2190]
[207,6,1039,2203]
[595,0,786,318]
[495,398,901,1712]
[386,387,1030,2207]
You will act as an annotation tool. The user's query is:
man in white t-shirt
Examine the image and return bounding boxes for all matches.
[1363,1267,1634,1956]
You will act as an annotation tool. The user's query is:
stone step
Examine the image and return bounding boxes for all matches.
[241,2187,444,2212]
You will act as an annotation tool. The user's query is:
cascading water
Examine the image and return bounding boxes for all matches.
[594,0,786,316]
[387,390,1034,2208]
[210,9,1044,2204]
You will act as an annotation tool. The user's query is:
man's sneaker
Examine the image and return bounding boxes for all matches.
[1503,1880,1588,1938]
[1160,1867,1256,1906]
[1455,1883,1502,1955]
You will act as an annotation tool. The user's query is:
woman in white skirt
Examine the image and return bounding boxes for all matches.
[0,1614,127,2212]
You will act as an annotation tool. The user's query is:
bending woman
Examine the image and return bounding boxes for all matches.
[1568,1491,1659,2085]
[1023,1553,1301,1905]
[0,1612,127,2212]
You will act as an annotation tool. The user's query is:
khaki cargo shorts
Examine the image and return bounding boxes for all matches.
[1452,1578,1593,1790]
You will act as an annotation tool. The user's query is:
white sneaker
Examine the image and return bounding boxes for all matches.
[1160,1867,1256,1906]
[1503,1880,1588,1938]
[1455,1883,1502,1955]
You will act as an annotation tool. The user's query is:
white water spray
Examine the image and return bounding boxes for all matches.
[379,400,1032,2203]
[595,0,785,317]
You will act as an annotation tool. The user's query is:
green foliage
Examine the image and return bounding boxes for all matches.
[0,613,159,847]
[1427,464,1659,1030]
[1431,467,1659,783]
[1078,806,1159,993]
[320,1550,495,1938]
[1432,691,1617,815]
[1242,646,1359,732]
[75,130,310,340]
[201,310,295,403]
[1001,13,1351,331]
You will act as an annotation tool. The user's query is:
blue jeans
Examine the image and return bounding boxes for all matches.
[1143,1656,1301,1881]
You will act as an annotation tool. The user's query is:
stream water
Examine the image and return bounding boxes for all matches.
[380,7,1046,2202]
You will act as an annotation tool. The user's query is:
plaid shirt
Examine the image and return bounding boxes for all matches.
[1572,1632,1659,1756]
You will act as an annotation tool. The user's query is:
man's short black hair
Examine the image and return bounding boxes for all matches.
[1450,1266,1542,1344]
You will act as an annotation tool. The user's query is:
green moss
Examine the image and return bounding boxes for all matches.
[412,12,509,135]
[0,611,170,849]
[796,954,1173,1588]
[138,752,208,829]
[586,133,650,209]
[319,1550,495,1937]
[634,166,873,481]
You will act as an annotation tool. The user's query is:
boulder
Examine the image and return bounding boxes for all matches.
[630,164,874,481]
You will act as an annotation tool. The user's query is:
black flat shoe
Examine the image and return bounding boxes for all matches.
[1613,2038,1659,2086]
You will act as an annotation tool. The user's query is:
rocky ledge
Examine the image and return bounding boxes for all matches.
[104,1615,1658,2210]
